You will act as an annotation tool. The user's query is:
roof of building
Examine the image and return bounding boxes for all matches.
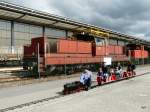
[0,1,150,47]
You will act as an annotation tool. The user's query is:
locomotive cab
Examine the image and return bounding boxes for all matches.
[74,32,106,56]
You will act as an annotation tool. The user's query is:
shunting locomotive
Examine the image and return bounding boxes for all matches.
[23,29,149,76]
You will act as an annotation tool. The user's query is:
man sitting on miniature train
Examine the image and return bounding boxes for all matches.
[80,69,92,90]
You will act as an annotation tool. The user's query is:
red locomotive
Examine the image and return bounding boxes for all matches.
[23,31,149,75]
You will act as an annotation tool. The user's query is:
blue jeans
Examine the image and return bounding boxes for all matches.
[84,78,91,87]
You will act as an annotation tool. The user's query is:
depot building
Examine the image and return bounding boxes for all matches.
[0,2,149,62]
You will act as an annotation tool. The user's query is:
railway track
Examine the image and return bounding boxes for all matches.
[0,68,34,84]
[0,71,33,84]
[1,71,150,112]
[0,77,33,83]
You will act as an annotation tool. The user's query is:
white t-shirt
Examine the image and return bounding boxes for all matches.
[80,73,85,84]
[80,70,93,84]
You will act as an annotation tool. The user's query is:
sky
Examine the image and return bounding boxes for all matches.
[2,0,150,40]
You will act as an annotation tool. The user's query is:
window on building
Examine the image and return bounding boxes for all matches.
[0,20,11,54]
[45,27,66,38]
[14,22,43,54]
[109,39,117,45]
[67,31,73,37]
[118,40,125,46]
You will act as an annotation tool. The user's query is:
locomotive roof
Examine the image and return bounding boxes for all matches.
[0,1,150,47]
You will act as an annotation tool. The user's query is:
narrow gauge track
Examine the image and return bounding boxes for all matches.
[1,71,150,112]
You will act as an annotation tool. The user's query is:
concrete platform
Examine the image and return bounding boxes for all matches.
[11,71,150,112]
[0,65,150,111]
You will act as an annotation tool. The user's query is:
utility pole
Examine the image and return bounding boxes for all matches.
[37,43,40,79]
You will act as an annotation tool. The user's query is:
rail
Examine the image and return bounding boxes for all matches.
[0,77,33,83]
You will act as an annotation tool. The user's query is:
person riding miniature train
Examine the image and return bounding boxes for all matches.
[114,63,123,79]
[97,67,106,85]
[109,68,117,81]
[80,69,92,90]
[127,61,136,76]
[97,66,117,84]
[101,62,109,81]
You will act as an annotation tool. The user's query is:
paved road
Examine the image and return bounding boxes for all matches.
[0,65,150,111]
[8,72,150,112]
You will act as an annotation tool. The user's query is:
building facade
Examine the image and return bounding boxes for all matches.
[0,19,73,56]
[0,2,149,62]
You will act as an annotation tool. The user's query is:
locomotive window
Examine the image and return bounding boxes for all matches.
[95,38,105,46]
[46,39,57,53]
[75,34,94,42]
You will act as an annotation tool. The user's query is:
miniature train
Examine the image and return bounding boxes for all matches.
[23,32,149,75]
[63,70,136,95]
